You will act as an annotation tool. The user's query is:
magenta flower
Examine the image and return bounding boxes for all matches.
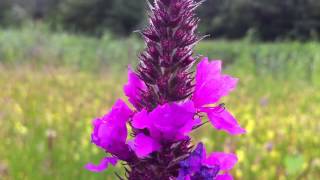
[193,58,246,135]
[90,99,133,160]
[132,101,198,143]
[193,58,238,107]
[124,67,147,110]
[128,133,161,158]
[178,143,237,180]
[85,157,118,172]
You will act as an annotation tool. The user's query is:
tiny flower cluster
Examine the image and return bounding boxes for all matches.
[85,0,245,179]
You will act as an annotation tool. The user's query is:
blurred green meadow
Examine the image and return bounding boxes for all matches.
[0,26,320,180]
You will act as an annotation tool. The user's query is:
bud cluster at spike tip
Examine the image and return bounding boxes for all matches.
[85,0,246,180]
[136,0,202,111]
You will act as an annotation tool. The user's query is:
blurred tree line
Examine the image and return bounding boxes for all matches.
[0,0,319,40]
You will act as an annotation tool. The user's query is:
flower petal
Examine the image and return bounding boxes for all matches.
[179,142,206,176]
[205,108,246,135]
[177,174,191,180]
[133,101,196,142]
[148,101,196,141]
[85,157,118,172]
[191,165,220,179]
[91,99,132,158]
[195,57,222,85]
[179,117,202,136]
[128,133,161,158]
[123,67,147,109]
[205,152,238,171]
[216,173,234,180]
[132,109,150,129]
[193,58,238,108]
[106,99,133,123]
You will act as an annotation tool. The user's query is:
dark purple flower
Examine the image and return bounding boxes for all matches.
[178,141,205,177]
[178,143,238,180]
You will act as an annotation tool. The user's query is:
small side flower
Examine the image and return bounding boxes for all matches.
[178,143,238,180]
[192,58,246,135]
[85,99,134,172]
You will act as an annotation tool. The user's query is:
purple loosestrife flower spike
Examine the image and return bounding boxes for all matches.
[86,0,245,179]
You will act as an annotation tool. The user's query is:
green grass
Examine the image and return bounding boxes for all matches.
[0,26,320,179]
[1,25,320,82]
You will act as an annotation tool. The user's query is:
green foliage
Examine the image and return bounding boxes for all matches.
[198,0,320,40]
[1,26,320,82]
[0,25,144,71]
[197,40,320,84]
[0,0,10,24]
[55,0,146,35]
[285,154,304,176]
